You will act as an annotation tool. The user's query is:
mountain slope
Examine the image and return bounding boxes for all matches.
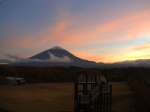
[14,46,98,68]
[0,59,13,64]
[30,46,75,60]
[112,59,150,67]
[97,59,150,68]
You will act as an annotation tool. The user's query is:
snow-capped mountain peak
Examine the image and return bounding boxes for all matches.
[51,46,64,50]
[30,46,75,60]
[47,51,72,62]
[11,46,98,68]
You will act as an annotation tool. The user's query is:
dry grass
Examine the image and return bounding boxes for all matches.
[0,83,74,112]
[112,82,135,112]
[0,82,136,112]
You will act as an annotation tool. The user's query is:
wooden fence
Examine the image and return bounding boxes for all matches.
[74,74,112,112]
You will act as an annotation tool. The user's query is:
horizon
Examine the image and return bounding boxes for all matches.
[0,0,150,63]
[0,45,150,64]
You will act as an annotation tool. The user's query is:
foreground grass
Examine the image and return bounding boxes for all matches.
[0,83,74,112]
[0,82,136,112]
[112,82,135,112]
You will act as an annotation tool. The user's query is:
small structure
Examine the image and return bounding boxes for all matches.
[74,73,112,112]
[6,76,26,85]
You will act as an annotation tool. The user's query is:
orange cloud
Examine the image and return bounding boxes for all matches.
[106,43,150,62]
[73,42,150,63]
[73,50,124,63]
[9,8,150,48]
[132,43,150,51]
[73,51,103,62]
[42,8,150,48]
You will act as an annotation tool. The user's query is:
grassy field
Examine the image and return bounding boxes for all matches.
[0,83,74,112]
[112,82,135,112]
[0,82,135,112]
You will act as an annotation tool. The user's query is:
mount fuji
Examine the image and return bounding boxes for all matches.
[2,46,150,68]
[12,46,99,68]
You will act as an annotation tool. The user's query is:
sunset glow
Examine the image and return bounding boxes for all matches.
[0,0,150,63]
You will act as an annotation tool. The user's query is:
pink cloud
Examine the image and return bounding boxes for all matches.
[42,8,150,47]
[7,8,150,48]
[132,43,150,51]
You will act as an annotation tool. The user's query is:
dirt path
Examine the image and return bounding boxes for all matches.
[112,82,135,112]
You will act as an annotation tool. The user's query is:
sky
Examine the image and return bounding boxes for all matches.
[0,0,150,63]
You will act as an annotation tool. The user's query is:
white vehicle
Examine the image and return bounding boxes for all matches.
[6,76,26,85]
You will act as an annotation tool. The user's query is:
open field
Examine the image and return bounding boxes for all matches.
[0,82,135,112]
[112,82,135,112]
[0,83,74,112]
